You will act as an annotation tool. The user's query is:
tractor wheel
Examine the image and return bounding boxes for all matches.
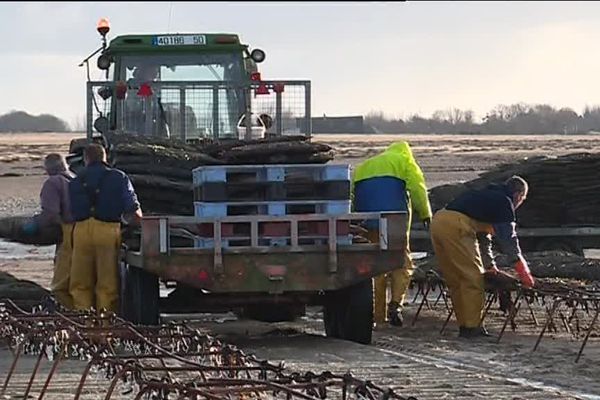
[324,279,373,345]
[120,263,159,325]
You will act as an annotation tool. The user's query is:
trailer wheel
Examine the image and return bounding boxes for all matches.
[120,264,159,325]
[324,279,373,345]
[535,238,584,256]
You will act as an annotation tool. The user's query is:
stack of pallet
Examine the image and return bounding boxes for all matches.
[191,164,353,248]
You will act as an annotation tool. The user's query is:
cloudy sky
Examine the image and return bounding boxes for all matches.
[1,1,600,127]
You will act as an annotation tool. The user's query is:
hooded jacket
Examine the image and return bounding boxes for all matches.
[351,141,432,221]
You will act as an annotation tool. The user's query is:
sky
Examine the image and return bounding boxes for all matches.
[1,1,600,127]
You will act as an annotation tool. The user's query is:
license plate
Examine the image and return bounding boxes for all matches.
[152,35,206,46]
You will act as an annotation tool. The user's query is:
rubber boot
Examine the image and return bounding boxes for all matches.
[388,301,403,327]
[459,325,491,338]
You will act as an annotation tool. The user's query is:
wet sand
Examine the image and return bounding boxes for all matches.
[1,133,599,398]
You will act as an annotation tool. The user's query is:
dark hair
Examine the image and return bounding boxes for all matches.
[505,175,528,195]
[83,143,106,164]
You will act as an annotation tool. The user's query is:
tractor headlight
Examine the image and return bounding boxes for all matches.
[250,49,266,63]
[93,116,109,134]
[97,54,112,70]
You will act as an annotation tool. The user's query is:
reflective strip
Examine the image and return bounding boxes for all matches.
[159,218,168,254]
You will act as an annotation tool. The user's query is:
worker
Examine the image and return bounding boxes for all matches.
[21,154,75,309]
[124,63,171,138]
[430,176,535,339]
[130,64,160,84]
[69,143,142,314]
[352,141,432,327]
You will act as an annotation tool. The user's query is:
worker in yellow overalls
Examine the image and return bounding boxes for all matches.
[22,154,75,309]
[68,144,142,314]
[352,142,432,326]
[430,176,535,338]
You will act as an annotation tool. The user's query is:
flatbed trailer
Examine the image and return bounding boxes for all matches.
[120,211,409,344]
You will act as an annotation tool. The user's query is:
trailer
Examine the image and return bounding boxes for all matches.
[120,212,407,345]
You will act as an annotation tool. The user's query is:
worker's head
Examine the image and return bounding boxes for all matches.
[83,143,107,166]
[505,175,529,208]
[133,64,159,83]
[43,153,68,176]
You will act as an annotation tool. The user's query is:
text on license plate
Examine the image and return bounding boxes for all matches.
[152,35,206,46]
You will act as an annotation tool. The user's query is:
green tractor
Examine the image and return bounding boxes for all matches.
[68,18,303,170]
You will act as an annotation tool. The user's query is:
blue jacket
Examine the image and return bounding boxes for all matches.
[353,176,408,213]
[446,184,515,224]
[446,183,522,261]
[69,162,140,223]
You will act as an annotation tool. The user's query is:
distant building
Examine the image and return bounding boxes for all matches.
[312,115,365,133]
[310,115,366,134]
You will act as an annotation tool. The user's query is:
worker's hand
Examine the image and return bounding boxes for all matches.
[422,217,431,230]
[514,256,535,288]
[21,220,39,236]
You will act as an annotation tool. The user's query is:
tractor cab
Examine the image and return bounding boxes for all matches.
[86,19,280,142]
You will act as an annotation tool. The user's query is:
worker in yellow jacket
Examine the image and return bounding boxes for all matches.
[352,142,432,326]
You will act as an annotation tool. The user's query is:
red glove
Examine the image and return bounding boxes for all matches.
[514,256,535,288]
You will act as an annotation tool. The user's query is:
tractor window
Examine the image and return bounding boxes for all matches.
[116,53,246,140]
[160,64,224,81]
[120,53,243,83]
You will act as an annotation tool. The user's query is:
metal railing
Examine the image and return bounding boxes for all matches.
[86,80,311,141]
[138,212,407,275]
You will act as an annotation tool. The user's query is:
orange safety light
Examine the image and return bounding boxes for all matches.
[97,18,110,36]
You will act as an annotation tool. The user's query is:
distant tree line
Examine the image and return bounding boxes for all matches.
[4,103,600,135]
[366,104,600,134]
[0,111,70,133]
